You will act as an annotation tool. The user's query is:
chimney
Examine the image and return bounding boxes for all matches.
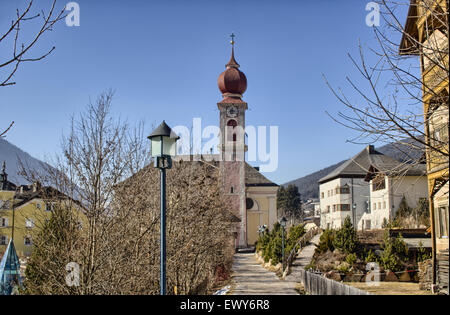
[366,145,375,154]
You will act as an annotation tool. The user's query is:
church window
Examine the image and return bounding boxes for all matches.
[246,198,254,210]
[227,119,237,142]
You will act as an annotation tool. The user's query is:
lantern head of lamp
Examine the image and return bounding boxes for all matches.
[148,120,180,169]
[279,216,287,228]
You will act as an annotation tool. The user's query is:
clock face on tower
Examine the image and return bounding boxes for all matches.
[226,106,238,118]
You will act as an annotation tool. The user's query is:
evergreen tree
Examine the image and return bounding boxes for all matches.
[277,184,301,218]
[333,216,359,254]
[24,204,83,294]
[396,196,411,218]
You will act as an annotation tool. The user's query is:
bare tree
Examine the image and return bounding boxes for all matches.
[1,0,65,137]
[22,91,235,294]
[324,0,449,172]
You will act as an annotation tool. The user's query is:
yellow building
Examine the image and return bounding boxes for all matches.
[400,0,449,287]
[0,163,85,259]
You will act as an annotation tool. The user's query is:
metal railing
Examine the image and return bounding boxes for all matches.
[283,227,321,273]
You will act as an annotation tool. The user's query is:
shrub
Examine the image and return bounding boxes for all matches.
[380,231,408,272]
[316,229,335,254]
[338,263,350,274]
[364,249,378,264]
[256,230,270,253]
[345,253,357,265]
[270,234,283,265]
[417,241,432,262]
[333,216,359,254]
[287,224,305,243]
[263,240,272,263]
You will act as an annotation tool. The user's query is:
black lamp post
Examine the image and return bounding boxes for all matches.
[148,120,179,295]
[279,216,287,271]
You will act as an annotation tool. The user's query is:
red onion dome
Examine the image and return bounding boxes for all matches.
[217,47,247,96]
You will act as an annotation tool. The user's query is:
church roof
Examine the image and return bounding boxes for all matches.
[0,240,21,295]
[244,163,278,187]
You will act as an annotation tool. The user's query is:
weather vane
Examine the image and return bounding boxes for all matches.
[230,33,235,46]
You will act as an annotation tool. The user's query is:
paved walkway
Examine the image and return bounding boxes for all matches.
[230,253,299,295]
[285,233,322,282]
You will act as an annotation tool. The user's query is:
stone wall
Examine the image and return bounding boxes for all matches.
[418,259,433,291]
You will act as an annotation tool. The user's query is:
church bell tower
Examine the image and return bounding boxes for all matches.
[217,34,248,248]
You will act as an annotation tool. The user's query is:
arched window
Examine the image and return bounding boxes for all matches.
[227,119,237,142]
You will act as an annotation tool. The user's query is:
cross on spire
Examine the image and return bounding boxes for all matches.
[230,33,235,46]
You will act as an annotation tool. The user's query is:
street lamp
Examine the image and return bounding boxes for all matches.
[148,120,180,295]
[279,216,287,271]
[258,224,267,239]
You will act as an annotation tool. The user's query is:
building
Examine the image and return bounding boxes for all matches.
[319,145,428,231]
[0,163,85,258]
[400,0,449,289]
[319,145,377,230]
[171,38,279,248]
[361,161,428,230]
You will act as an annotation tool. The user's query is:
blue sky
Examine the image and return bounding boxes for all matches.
[0,0,410,185]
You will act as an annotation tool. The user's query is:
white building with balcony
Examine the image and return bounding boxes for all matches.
[360,160,428,230]
[319,145,428,231]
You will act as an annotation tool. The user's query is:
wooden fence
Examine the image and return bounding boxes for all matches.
[437,249,449,295]
[296,268,372,295]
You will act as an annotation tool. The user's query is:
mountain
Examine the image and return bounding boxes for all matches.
[284,139,424,200]
[0,138,50,185]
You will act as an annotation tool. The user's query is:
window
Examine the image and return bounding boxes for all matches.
[230,187,234,194]
[372,177,386,191]
[365,200,371,214]
[0,218,8,227]
[321,192,324,199]
[336,184,350,194]
[326,205,330,213]
[438,206,449,238]
[373,203,377,210]
[332,205,336,212]
[0,235,7,245]
[378,202,381,210]
[0,200,10,210]
[227,119,237,142]
[24,236,32,246]
[340,204,350,211]
[383,201,386,209]
[45,202,54,211]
